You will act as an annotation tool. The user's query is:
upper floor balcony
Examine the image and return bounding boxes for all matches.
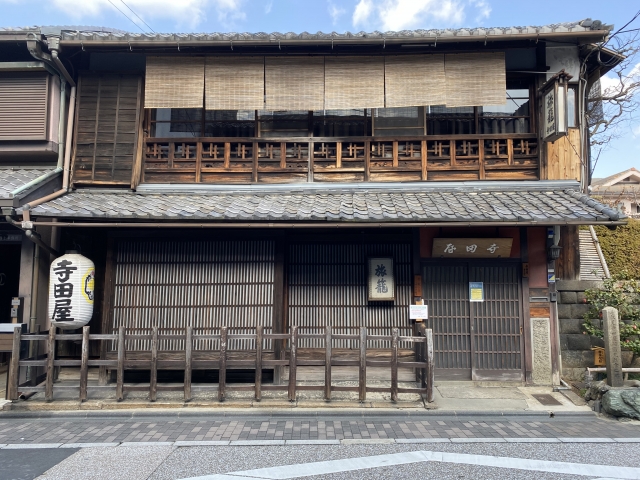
[142,134,539,184]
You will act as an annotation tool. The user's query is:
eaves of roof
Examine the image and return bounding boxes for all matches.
[23,181,626,227]
[1,21,611,46]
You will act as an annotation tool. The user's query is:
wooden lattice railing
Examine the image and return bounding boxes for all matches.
[6,325,434,404]
[142,134,539,184]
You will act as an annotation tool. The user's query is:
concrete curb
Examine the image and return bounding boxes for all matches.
[1,438,639,449]
[0,408,597,420]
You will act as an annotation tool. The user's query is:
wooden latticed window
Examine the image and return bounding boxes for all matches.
[72,74,142,186]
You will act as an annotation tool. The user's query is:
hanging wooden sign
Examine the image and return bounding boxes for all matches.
[540,69,572,142]
[432,238,513,258]
[367,257,395,301]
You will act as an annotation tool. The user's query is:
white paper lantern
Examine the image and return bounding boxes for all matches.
[48,252,95,330]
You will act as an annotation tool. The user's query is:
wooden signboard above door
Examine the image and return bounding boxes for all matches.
[432,238,513,258]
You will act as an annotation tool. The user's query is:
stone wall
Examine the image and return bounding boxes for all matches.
[558,280,640,381]
[557,280,604,381]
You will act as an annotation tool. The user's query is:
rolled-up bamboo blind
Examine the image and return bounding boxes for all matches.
[445,52,506,107]
[206,57,264,110]
[265,57,324,111]
[384,55,446,107]
[325,56,384,109]
[145,57,204,109]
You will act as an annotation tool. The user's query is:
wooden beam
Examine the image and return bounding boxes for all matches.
[116,326,124,401]
[99,237,116,386]
[219,326,227,402]
[421,140,427,181]
[255,325,262,401]
[273,239,285,384]
[7,326,21,401]
[149,326,158,402]
[45,327,56,401]
[79,326,90,401]
[391,328,398,402]
[288,325,297,402]
[184,326,192,402]
[359,327,366,402]
[425,328,434,403]
[324,326,332,400]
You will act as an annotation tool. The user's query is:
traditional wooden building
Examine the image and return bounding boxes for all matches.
[0,20,627,389]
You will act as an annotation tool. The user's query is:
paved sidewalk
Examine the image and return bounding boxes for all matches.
[0,411,638,445]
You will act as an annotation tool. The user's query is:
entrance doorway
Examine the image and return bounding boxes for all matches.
[0,244,21,323]
[422,262,524,381]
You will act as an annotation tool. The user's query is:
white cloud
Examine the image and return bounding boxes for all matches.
[48,0,244,31]
[353,0,373,28]
[264,0,273,14]
[352,0,492,31]
[328,1,346,26]
[470,0,490,22]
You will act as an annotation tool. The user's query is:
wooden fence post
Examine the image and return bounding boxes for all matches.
[149,326,158,402]
[184,326,192,402]
[7,326,22,401]
[45,327,56,401]
[426,328,435,403]
[79,326,90,401]
[359,327,367,402]
[116,326,125,401]
[391,328,398,402]
[288,326,297,402]
[218,327,227,402]
[255,325,263,402]
[324,326,332,400]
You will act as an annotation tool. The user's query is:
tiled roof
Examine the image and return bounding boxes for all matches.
[27,183,624,224]
[1,20,612,43]
[0,167,57,199]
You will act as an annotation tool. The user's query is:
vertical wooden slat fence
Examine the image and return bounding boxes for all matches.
[6,325,434,403]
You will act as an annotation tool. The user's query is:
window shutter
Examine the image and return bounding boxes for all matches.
[205,57,264,110]
[0,74,49,140]
[384,55,446,107]
[324,56,385,109]
[145,57,204,109]
[265,57,324,111]
[445,52,506,107]
[73,74,142,185]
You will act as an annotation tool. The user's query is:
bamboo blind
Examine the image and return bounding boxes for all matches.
[325,56,385,109]
[445,52,506,107]
[384,55,446,107]
[206,57,265,110]
[145,57,204,109]
[265,57,324,111]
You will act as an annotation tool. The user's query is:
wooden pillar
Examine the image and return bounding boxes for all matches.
[520,227,533,384]
[555,225,580,281]
[99,237,116,385]
[273,238,286,384]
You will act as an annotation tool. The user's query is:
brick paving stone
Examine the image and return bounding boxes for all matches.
[0,416,638,444]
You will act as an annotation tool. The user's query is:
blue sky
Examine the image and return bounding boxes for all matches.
[1,0,638,177]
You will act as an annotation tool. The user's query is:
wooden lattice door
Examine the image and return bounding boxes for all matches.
[422,263,523,381]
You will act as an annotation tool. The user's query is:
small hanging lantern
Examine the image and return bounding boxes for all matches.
[48,251,95,330]
[540,69,572,142]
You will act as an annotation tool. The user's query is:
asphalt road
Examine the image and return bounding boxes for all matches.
[0,442,638,480]
[0,411,638,479]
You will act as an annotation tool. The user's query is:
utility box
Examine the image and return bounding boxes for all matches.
[10,297,22,323]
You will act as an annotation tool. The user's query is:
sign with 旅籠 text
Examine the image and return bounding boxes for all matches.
[368,257,395,301]
[432,238,513,258]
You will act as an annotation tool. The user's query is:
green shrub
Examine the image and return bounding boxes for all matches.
[582,274,640,355]
[593,219,640,278]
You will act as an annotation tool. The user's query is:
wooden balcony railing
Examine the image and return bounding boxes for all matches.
[142,134,539,184]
